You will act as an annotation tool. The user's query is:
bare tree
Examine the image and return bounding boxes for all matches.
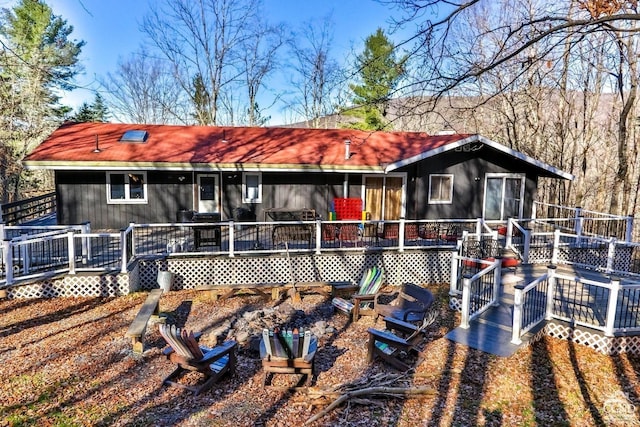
[284,16,345,127]
[239,14,285,126]
[385,0,640,216]
[100,50,186,124]
[141,0,262,126]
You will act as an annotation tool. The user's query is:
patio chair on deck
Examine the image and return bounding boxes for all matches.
[379,222,400,244]
[158,324,237,395]
[441,224,462,243]
[338,223,362,247]
[419,224,440,242]
[332,267,385,321]
[404,223,420,242]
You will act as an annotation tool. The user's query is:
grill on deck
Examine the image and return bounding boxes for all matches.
[192,212,221,249]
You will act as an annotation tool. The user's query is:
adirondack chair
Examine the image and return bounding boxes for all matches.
[331,267,385,321]
[158,324,237,395]
[367,315,436,371]
[259,328,318,387]
[374,282,435,324]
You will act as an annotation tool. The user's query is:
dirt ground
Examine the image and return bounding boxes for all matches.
[1,282,640,426]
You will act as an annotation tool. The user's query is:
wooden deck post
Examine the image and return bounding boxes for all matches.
[398,218,405,253]
[606,237,616,274]
[315,220,322,255]
[492,257,501,306]
[511,283,524,345]
[3,239,13,285]
[523,228,531,264]
[460,274,472,329]
[604,277,620,337]
[228,221,235,257]
[19,233,29,274]
[551,229,561,265]
[81,221,91,263]
[67,230,76,274]
[545,265,557,320]
[449,250,459,296]
[119,228,128,274]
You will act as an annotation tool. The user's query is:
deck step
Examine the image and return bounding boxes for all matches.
[445,322,521,357]
[445,301,544,357]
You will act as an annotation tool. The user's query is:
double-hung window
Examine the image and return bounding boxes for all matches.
[107,172,147,204]
[428,174,453,204]
[242,172,262,203]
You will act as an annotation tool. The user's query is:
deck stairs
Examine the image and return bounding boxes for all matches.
[445,240,544,357]
[444,270,545,357]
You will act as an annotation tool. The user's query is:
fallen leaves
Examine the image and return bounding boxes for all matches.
[0,283,639,426]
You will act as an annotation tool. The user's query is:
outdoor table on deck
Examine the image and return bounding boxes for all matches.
[265,208,316,248]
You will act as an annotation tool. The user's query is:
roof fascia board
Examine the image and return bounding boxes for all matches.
[22,161,386,174]
[384,134,574,180]
[477,135,574,180]
[384,135,479,172]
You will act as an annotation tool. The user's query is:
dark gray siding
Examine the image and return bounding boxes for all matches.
[405,146,539,220]
[222,172,347,222]
[54,144,552,229]
[56,171,193,229]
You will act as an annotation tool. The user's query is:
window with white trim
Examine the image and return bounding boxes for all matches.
[107,172,147,204]
[428,174,453,204]
[242,172,262,203]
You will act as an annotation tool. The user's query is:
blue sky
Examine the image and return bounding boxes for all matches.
[33,0,411,124]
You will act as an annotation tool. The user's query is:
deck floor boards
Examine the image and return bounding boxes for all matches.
[445,264,610,357]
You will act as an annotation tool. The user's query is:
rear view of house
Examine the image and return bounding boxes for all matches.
[23,122,572,229]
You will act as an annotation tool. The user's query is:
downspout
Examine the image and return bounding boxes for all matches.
[343,174,348,197]
[343,140,351,197]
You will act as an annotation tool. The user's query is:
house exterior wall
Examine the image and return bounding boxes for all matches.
[56,170,194,229]
[56,170,354,228]
[219,172,348,222]
[54,146,547,229]
[404,146,539,220]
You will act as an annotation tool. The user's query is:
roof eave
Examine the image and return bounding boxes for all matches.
[384,134,574,180]
[22,161,386,174]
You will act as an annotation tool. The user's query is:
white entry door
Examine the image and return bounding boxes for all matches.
[197,174,219,213]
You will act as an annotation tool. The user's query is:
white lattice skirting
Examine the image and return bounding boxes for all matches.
[3,249,450,299]
[544,321,640,355]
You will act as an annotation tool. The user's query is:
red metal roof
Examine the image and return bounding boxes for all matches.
[24,122,471,170]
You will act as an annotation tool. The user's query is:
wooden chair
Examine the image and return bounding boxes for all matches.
[367,316,435,371]
[260,328,318,387]
[374,283,435,324]
[441,224,462,243]
[158,324,237,395]
[332,267,385,321]
[321,223,338,244]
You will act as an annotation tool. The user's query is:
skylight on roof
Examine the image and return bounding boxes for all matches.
[119,130,148,143]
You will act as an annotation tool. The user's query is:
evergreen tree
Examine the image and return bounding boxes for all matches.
[192,73,213,125]
[0,0,84,200]
[344,28,407,131]
[71,93,110,122]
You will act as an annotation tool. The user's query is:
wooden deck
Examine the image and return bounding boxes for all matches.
[445,264,621,357]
